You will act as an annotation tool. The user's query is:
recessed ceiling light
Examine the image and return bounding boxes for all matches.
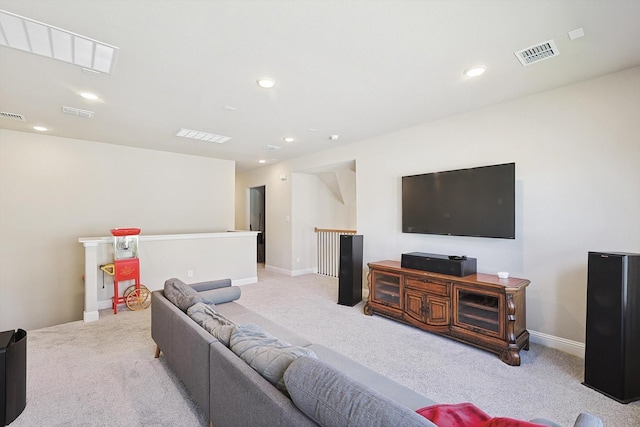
[33,125,48,131]
[464,65,486,77]
[329,134,339,141]
[283,137,294,143]
[257,78,275,88]
[80,92,99,100]
[258,159,266,164]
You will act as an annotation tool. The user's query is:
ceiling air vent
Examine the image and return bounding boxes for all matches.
[514,39,559,66]
[62,106,94,118]
[175,128,231,143]
[0,111,26,121]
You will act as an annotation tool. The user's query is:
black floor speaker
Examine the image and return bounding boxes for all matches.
[338,235,363,306]
[584,252,640,403]
[1,329,27,426]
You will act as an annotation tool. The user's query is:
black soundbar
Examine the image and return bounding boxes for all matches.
[401,252,477,277]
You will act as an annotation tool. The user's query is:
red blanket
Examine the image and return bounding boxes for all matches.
[416,403,545,427]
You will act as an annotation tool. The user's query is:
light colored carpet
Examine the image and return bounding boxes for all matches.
[11,306,207,427]
[11,266,640,426]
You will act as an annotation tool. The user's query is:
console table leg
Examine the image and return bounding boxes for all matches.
[500,349,521,366]
[363,303,373,316]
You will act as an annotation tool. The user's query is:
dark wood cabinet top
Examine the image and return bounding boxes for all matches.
[368,260,530,291]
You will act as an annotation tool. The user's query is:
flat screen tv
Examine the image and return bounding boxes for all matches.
[402,163,515,239]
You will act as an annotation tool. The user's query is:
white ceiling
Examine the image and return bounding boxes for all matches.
[1,0,639,173]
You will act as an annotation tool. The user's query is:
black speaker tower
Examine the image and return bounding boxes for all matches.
[1,329,27,425]
[584,252,640,403]
[338,235,363,306]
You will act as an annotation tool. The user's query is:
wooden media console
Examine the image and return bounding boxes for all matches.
[364,260,530,366]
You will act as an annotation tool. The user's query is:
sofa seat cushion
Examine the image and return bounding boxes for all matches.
[229,324,317,392]
[284,356,436,427]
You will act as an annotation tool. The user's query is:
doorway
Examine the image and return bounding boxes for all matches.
[250,185,266,263]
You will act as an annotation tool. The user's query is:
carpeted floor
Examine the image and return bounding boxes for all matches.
[11,266,640,426]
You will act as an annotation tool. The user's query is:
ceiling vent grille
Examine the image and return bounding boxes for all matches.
[0,9,119,74]
[62,106,94,118]
[514,39,559,66]
[0,111,26,121]
[175,128,231,143]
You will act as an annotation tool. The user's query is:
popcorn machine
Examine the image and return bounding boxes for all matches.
[100,228,150,313]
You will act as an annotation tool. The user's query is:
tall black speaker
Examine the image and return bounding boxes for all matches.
[1,329,27,425]
[338,235,363,306]
[584,252,640,403]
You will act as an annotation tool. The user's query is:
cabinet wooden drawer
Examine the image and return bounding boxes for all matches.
[405,276,449,296]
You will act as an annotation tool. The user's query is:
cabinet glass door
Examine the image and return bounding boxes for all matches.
[371,271,402,309]
[455,287,502,337]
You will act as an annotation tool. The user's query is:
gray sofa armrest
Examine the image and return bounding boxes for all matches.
[189,278,232,292]
[151,290,217,418]
[574,413,604,427]
[530,413,603,427]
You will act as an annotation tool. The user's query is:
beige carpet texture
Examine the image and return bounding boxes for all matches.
[10,267,640,426]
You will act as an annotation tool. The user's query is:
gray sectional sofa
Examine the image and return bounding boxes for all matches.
[151,278,603,427]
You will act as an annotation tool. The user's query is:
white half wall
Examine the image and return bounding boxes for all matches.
[235,67,640,348]
[0,130,235,331]
[79,231,258,320]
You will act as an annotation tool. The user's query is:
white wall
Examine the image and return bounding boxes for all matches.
[0,130,235,330]
[235,67,640,345]
[236,164,357,274]
[236,163,292,273]
[291,172,355,275]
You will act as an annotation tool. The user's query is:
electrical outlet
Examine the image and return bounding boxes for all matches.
[187,270,194,278]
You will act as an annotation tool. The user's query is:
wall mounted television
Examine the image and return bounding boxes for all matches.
[402,162,515,239]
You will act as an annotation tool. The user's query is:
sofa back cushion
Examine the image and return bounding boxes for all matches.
[284,357,437,427]
[187,302,237,346]
[229,324,317,392]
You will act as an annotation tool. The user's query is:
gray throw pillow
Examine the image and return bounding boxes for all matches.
[197,285,241,304]
[284,357,436,427]
[163,277,218,311]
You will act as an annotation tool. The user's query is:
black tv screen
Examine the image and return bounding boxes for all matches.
[402,163,515,239]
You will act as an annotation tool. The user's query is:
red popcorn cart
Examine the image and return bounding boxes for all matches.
[100,228,150,313]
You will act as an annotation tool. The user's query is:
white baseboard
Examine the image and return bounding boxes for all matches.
[529,329,585,358]
[232,277,258,286]
[264,264,318,276]
[264,264,291,276]
[83,310,99,322]
[291,267,318,276]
